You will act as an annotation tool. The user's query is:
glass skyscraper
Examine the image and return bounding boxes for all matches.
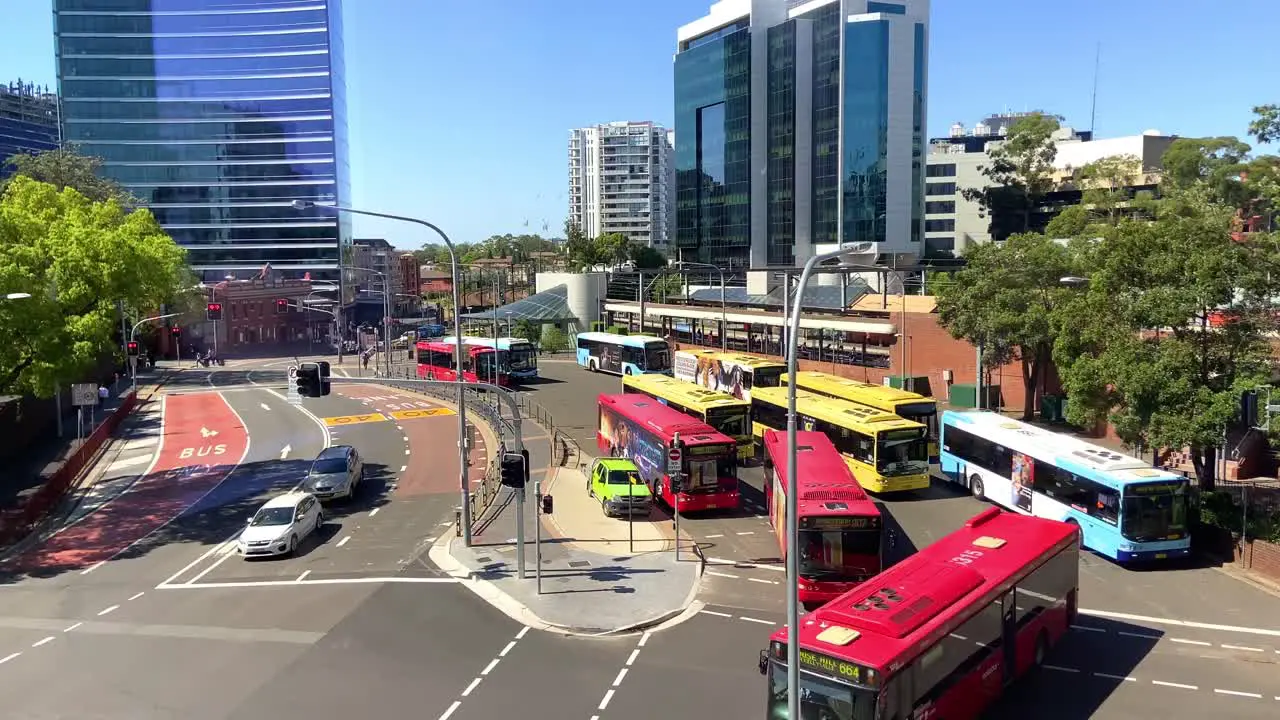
[53,0,350,284]
[675,0,928,270]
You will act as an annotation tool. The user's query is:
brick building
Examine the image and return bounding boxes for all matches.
[180,276,327,354]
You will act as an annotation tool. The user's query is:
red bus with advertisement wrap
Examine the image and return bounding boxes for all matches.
[597,393,740,513]
[759,508,1080,720]
[416,340,519,386]
[761,430,882,607]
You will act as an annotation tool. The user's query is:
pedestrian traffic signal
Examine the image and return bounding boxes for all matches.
[126,341,139,356]
[206,302,223,321]
[276,298,289,314]
[500,449,529,489]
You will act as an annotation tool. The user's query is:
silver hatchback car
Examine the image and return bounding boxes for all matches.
[304,445,363,501]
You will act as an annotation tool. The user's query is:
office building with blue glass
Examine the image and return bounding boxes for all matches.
[674,0,928,273]
[0,81,60,173]
[53,0,350,284]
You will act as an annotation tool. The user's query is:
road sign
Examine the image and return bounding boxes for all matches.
[286,365,301,405]
[71,383,98,407]
[666,446,682,475]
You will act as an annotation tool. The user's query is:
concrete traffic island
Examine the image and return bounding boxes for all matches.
[429,464,704,637]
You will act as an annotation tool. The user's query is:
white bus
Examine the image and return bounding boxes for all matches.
[672,350,784,403]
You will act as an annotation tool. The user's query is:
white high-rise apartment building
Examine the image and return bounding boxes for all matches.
[568,121,674,251]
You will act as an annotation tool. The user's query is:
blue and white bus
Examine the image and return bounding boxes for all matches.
[441,336,539,380]
[575,332,671,376]
[940,410,1191,563]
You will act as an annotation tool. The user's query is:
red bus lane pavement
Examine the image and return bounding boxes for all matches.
[2,392,250,575]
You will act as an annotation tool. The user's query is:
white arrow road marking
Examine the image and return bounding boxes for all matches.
[280,444,291,460]
[200,427,219,438]
[260,403,271,411]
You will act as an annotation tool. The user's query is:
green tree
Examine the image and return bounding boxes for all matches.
[511,319,540,345]
[594,232,632,266]
[629,244,667,269]
[0,176,190,397]
[563,220,601,271]
[935,233,1075,420]
[541,326,569,353]
[1,147,136,206]
[1248,104,1280,144]
[962,113,1062,240]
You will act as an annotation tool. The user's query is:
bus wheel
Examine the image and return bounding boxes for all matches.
[969,474,985,501]
[1033,630,1049,668]
[589,359,598,372]
[623,367,632,376]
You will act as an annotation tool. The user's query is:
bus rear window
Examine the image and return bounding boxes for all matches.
[753,367,783,388]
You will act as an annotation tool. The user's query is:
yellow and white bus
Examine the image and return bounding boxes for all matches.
[750,386,931,493]
[672,350,785,403]
[783,370,940,462]
[621,373,754,461]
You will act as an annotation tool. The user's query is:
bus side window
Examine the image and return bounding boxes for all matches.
[988,445,1013,480]
[1094,488,1120,524]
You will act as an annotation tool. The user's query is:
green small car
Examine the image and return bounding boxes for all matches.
[588,458,653,518]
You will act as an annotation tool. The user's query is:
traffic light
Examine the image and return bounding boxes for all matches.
[500,449,529,489]
[541,494,553,515]
[1241,389,1259,428]
[206,302,223,321]
[316,360,331,396]
[126,341,139,356]
[276,298,289,314]
[170,327,182,338]
[295,363,321,398]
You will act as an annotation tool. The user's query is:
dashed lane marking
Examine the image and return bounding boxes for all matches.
[436,626,531,720]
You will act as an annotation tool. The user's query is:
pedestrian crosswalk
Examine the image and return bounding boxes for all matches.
[93,399,165,483]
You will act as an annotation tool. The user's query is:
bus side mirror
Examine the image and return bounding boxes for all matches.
[758,649,768,675]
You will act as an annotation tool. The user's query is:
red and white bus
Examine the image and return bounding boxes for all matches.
[597,393,740,513]
[759,507,1080,720]
[415,341,481,383]
[441,336,540,382]
[761,430,883,607]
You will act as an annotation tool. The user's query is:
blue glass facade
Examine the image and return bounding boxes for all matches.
[911,22,926,246]
[840,19,889,245]
[0,84,60,174]
[53,0,350,283]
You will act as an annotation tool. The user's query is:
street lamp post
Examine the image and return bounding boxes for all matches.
[677,261,727,351]
[294,200,475,546]
[784,247,850,719]
[129,312,181,390]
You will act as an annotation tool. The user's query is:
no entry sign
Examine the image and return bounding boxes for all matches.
[666,446,682,474]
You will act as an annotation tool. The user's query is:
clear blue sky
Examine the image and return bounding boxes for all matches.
[2,0,1275,249]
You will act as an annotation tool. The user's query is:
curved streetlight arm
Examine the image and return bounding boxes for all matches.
[129,312,181,343]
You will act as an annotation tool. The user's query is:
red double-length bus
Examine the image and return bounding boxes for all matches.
[759,507,1080,720]
[415,340,514,386]
[761,430,883,608]
[597,393,740,513]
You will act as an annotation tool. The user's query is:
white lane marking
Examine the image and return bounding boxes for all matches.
[1118,631,1159,639]
[638,631,651,647]
[498,640,516,657]
[1152,680,1198,690]
[1221,644,1263,652]
[336,535,351,548]
[1094,672,1136,682]
[1072,625,1106,633]
[63,622,82,632]
[707,557,785,572]
[707,571,739,579]
[260,403,271,411]
[368,507,380,517]
[80,561,106,576]
[187,547,235,584]
[404,448,411,455]
[704,533,724,538]
[31,636,55,648]
[736,531,754,536]
[461,678,482,697]
[598,689,615,710]
[612,668,628,686]
[97,605,119,617]
[700,609,733,617]
[1044,665,1079,673]
[265,387,332,448]
[1082,608,1280,638]
[122,436,160,450]
[1171,638,1211,647]
[106,454,152,472]
[397,425,404,431]
[739,616,774,625]
[481,658,500,675]
[156,577,458,589]
[437,700,461,720]
[296,570,312,583]
[0,652,21,664]
[516,627,530,639]
[626,649,640,666]
[400,465,407,472]
[747,578,776,585]
[128,592,145,601]
[159,538,236,587]
[1214,689,1262,698]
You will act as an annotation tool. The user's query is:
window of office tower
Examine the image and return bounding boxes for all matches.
[53,0,348,284]
[841,18,890,246]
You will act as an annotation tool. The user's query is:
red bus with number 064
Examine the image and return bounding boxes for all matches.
[759,508,1080,720]
[761,430,883,608]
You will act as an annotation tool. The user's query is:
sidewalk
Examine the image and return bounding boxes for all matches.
[430,410,703,635]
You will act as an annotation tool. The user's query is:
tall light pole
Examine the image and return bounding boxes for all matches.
[677,261,726,351]
[294,200,474,546]
[129,312,180,390]
[784,247,849,719]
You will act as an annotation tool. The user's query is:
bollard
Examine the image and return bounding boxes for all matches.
[455,508,462,537]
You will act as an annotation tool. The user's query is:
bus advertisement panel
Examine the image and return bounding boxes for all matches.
[784,370,940,462]
[761,430,882,606]
[760,508,1080,720]
[673,350,784,403]
[622,373,753,461]
[939,410,1192,562]
[576,332,671,376]
[597,393,739,513]
[442,336,539,381]
[751,387,930,493]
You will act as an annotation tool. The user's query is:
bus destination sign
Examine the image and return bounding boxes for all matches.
[685,444,729,456]
[798,648,864,683]
[1127,482,1183,495]
[802,516,880,531]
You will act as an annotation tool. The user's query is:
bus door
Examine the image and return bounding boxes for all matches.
[1000,590,1017,685]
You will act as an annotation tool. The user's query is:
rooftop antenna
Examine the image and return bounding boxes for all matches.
[1089,42,1101,133]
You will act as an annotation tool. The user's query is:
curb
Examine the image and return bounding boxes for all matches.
[427,526,705,638]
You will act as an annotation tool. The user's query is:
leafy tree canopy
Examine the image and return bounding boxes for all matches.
[962,112,1062,239]
[1,147,136,206]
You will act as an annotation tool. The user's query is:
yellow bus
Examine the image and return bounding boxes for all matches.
[672,349,785,403]
[750,386,931,493]
[783,370,940,462]
[621,373,754,461]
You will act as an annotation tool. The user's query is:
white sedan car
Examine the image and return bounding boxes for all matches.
[238,492,324,558]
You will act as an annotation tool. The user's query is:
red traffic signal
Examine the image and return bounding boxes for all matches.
[206,302,223,321]
[126,341,139,356]
[170,327,182,336]
[276,298,289,314]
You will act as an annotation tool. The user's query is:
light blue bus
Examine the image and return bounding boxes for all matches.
[940,410,1191,563]
[575,332,671,376]
[441,336,539,380]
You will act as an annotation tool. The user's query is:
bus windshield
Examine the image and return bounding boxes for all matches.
[767,664,875,720]
[876,429,929,476]
[644,342,671,372]
[686,453,735,491]
[798,528,879,580]
[753,366,784,388]
[509,345,536,371]
[1121,483,1189,542]
[707,407,750,437]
